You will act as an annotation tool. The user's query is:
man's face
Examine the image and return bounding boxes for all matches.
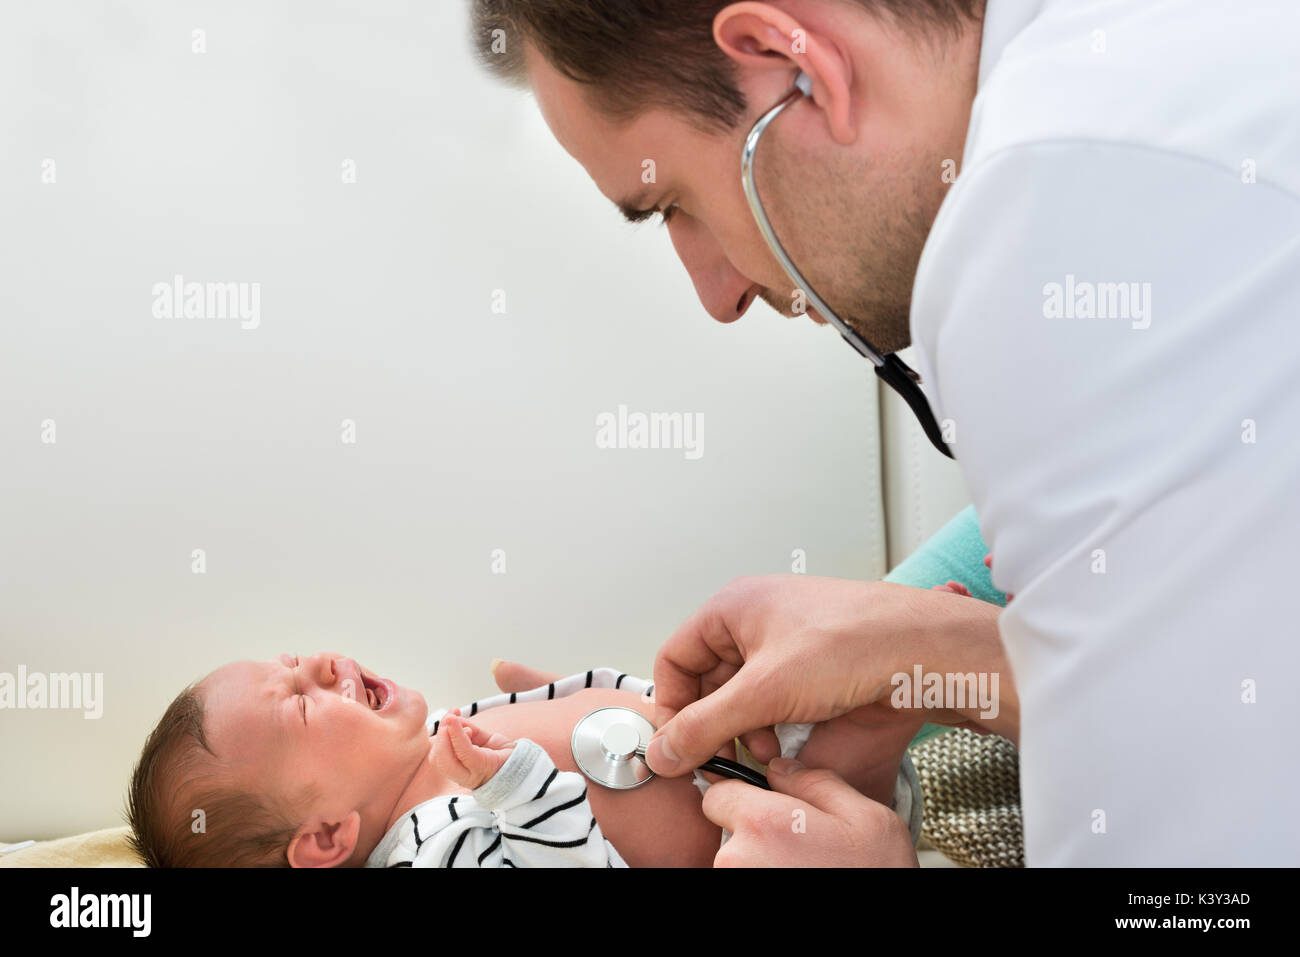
[199,653,430,828]
[524,38,957,353]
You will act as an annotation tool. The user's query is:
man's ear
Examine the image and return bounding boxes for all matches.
[287,811,362,868]
[712,1,856,144]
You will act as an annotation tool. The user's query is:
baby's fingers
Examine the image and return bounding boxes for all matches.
[983,553,1014,602]
[445,714,511,781]
[431,714,474,774]
[447,716,480,766]
[430,723,466,782]
[460,719,509,750]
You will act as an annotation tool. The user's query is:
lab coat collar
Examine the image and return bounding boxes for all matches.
[978,0,1048,89]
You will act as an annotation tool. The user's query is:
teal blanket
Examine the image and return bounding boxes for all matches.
[882,506,1007,746]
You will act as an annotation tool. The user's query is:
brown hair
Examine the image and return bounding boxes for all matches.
[125,684,308,867]
[471,0,985,132]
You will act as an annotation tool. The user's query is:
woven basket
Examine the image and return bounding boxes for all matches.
[910,728,1024,867]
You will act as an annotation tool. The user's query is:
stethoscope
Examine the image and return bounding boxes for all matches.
[572,707,769,790]
[741,71,954,460]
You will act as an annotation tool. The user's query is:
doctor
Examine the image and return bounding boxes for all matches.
[471,0,1300,865]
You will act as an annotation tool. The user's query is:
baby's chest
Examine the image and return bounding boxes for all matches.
[450,688,721,866]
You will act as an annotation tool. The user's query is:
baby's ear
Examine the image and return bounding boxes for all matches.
[287,811,362,868]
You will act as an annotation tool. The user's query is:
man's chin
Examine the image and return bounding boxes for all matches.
[799,304,912,352]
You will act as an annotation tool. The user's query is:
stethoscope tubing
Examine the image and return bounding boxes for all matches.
[634,746,771,790]
[740,72,955,459]
[740,80,885,366]
[698,755,772,790]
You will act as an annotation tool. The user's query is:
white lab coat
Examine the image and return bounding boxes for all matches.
[911,0,1300,864]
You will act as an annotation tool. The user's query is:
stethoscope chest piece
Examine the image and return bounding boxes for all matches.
[571,706,656,790]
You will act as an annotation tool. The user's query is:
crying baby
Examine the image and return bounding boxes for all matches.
[125,654,922,867]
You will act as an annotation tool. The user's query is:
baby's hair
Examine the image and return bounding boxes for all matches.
[125,682,311,867]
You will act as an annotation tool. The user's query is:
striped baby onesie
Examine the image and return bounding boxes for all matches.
[364,666,922,867]
[364,668,648,868]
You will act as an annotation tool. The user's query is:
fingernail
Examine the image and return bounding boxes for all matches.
[490,658,504,673]
[769,758,803,774]
[648,734,679,772]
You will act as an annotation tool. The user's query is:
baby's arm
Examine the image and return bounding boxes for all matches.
[403,713,624,868]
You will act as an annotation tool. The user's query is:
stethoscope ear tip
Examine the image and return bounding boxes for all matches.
[794,71,814,97]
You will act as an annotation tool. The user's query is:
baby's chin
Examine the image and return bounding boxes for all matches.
[405,686,429,725]
[384,680,429,731]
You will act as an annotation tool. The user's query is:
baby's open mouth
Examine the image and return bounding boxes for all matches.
[359,670,394,712]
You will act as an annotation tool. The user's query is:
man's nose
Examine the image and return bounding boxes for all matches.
[668,221,762,323]
[694,271,761,324]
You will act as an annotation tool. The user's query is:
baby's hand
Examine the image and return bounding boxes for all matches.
[983,552,1014,602]
[432,712,514,790]
[931,580,972,597]
[928,553,1015,603]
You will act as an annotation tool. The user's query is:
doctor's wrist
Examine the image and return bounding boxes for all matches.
[884,586,1017,741]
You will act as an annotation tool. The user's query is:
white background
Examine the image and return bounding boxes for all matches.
[0,0,886,838]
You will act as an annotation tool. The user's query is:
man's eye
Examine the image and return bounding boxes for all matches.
[659,204,679,226]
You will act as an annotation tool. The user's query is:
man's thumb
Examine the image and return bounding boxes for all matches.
[491,659,561,693]
[645,681,758,777]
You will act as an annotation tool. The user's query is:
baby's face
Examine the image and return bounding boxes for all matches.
[200,652,431,827]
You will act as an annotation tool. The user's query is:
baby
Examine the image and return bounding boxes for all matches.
[126,654,923,867]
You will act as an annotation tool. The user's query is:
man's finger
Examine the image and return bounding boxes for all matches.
[738,727,781,765]
[490,659,562,693]
[645,676,772,777]
[651,599,741,729]
[766,758,879,820]
[700,779,799,836]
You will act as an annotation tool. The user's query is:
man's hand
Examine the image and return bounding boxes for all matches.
[647,575,1013,777]
[490,659,561,693]
[705,758,918,867]
[432,712,514,789]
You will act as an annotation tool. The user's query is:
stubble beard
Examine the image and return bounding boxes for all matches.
[756,133,949,355]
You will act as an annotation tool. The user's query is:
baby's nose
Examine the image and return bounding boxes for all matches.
[302,652,343,686]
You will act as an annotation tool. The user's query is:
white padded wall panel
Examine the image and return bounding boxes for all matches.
[878,347,973,568]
